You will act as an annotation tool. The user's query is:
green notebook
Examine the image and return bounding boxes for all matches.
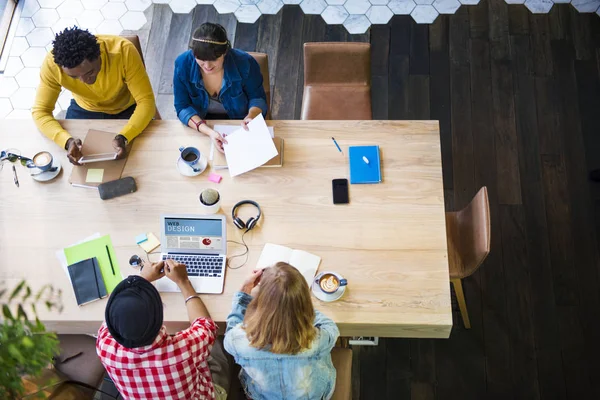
[64,235,121,292]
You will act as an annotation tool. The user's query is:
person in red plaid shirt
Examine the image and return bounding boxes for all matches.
[96,259,230,400]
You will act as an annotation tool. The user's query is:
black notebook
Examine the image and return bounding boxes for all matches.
[67,257,107,306]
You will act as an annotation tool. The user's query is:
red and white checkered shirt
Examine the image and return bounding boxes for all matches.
[96,317,217,400]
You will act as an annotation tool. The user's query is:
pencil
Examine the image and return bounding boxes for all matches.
[106,245,115,275]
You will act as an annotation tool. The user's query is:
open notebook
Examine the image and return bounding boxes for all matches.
[256,243,321,286]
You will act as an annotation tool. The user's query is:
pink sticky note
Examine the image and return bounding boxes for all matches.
[208,172,222,183]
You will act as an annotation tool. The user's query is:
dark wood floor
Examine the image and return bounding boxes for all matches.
[139,2,600,399]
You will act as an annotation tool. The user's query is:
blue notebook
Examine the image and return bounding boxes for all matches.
[349,145,382,184]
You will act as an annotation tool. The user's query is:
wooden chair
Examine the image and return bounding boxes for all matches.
[121,35,162,120]
[445,187,491,329]
[300,42,372,120]
[331,347,352,400]
[247,52,271,119]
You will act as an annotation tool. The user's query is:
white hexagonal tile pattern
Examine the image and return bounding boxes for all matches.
[57,0,84,18]
[16,68,42,88]
[370,0,389,4]
[257,0,284,13]
[38,0,65,8]
[82,0,108,8]
[282,0,302,3]
[344,0,370,13]
[235,5,262,22]
[213,0,240,13]
[46,43,53,51]
[169,0,198,12]
[388,0,416,13]
[52,18,77,35]
[459,0,479,4]
[6,110,34,119]
[196,0,215,4]
[21,47,48,68]
[240,0,259,4]
[321,5,349,23]
[571,0,600,12]
[21,0,41,18]
[10,88,37,110]
[97,19,124,35]
[366,5,393,23]
[9,38,30,57]
[32,8,59,28]
[524,0,553,12]
[414,0,433,4]
[154,0,171,3]
[16,18,36,37]
[343,14,370,33]
[411,4,438,23]
[26,27,54,47]
[125,0,153,11]
[504,0,524,3]
[4,58,25,77]
[0,77,19,98]
[0,99,13,119]
[101,2,128,18]
[553,0,569,3]
[433,0,460,13]
[326,0,346,4]
[120,11,147,29]
[77,9,104,29]
[301,0,327,14]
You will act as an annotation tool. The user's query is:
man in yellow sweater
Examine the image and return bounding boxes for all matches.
[32,27,156,165]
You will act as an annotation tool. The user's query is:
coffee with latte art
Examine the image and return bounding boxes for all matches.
[33,152,52,167]
[319,274,340,293]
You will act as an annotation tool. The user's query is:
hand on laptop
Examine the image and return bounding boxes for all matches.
[241,269,262,296]
[165,259,189,287]
[140,260,165,282]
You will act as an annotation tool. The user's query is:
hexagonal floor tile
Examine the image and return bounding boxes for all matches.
[120,11,147,29]
[52,18,77,35]
[197,0,215,4]
[321,5,349,23]
[21,47,48,68]
[16,68,41,88]
[301,0,328,14]
[326,0,346,5]
[504,0,524,3]
[0,77,19,98]
[4,58,25,77]
[97,19,124,35]
[343,14,370,34]
[77,9,104,29]
[169,0,197,12]
[101,2,128,18]
[126,0,153,11]
[433,0,460,13]
[26,27,54,47]
[6,109,34,119]
[240,0,259,4]
[10,88,37,110]
[16,18,35,37]
[21,0,41,18]
[235,4,261,22]
[32,8,59,28]
[344,0,370,13]
[524,0,553,12]
[46,43,53,51]
[414,0,433,4]
[38,0,65,7]
[553,0,569,3]
[571,0,600,12]
[82,0,108,8]
[57,0,84,19]
[213,0,240,13]
[459,0,479,4]
[257,0,284,13]
[9,38,29,57]
[411,4,438,23]
[366,5,393,23]
[370,0,389,4]
[154,0,171,3]
[0,99,13,119]
[282,0,302,3]
[388,0,415,13]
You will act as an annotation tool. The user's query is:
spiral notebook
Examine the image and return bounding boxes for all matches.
[349,145,382,184]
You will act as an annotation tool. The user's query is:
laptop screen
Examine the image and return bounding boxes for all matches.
[164,217,223,252]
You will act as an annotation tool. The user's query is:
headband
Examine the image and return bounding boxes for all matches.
[191,38,228,45]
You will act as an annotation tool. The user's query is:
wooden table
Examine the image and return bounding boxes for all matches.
[0,119,451,338]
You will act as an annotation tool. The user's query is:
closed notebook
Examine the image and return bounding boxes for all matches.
[213,137,284,169]
[67,257,107,306]
[349,145,382,184]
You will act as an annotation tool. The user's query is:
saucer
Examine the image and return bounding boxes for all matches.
[177,158,205,177]
[29,156,61,182]
[311,278,347,302]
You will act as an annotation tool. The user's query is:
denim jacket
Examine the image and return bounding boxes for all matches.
[224,292,340,400]
[173,49,268,124]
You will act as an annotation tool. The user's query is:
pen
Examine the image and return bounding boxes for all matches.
[331,137,343,154]
[12,165,19,187]
[106,245,115,275]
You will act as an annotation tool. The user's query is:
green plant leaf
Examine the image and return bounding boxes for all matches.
[22,285,32,302]
[0,288,7,299]
[34,285,50,302]
[7,344,25,363]
[17,304,28,321]
[8,281,25,303]
[21,336,34,348]
[2,304,14,322]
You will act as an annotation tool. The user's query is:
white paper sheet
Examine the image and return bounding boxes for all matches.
[56,233,102,286]
[222,114,278,177]
[210,125,274,161]
[256,243,321,286]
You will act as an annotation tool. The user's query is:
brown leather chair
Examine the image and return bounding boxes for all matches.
[331,347,352,400]
[301,42,372,120]
[445,187,491,329]
[247,52,271,119]
[122,35,162,120]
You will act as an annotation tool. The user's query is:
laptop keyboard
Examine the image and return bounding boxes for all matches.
[162,254,224,278]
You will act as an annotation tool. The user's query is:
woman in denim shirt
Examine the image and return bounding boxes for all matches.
[173,23,268,153]
[224,262,339,400]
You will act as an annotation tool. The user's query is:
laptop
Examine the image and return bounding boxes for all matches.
[155,214,227,294]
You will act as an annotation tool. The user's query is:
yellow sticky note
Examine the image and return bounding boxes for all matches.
[140,232,160,253]
[86,169,104,183]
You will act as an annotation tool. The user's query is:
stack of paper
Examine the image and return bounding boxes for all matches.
[256,243,321,286]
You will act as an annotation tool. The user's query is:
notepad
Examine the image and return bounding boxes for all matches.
[256,243,321,286]
[349,145,382,184]
[67,257,107,306]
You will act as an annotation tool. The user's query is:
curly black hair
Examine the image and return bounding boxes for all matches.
[52,27,100,69]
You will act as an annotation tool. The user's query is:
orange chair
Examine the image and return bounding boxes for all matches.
[445,187,491,329]
[247,52,271,119]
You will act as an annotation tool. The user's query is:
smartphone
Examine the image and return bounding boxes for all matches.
[79,153,118,164]
[332,179,349,204]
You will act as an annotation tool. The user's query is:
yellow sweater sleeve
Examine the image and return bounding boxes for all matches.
[119,42,156,142]
[31,55,71,149]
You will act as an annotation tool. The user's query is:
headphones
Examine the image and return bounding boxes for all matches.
[232,200,261,231]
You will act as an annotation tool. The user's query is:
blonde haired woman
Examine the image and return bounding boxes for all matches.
[224,262,339,400]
